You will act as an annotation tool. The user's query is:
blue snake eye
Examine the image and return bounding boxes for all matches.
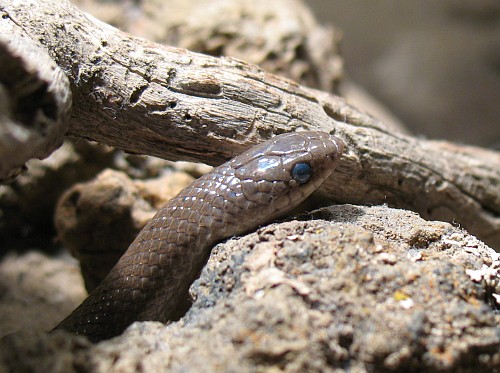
[291,162,312,184]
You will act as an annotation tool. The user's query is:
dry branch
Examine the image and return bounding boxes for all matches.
[0,0,499,247]
[0,33,71,181]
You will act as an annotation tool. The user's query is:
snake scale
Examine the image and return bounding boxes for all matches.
[55,131,344,342]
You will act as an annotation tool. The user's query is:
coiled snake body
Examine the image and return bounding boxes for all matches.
[56,131,344,342]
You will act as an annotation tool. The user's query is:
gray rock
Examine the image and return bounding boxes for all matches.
[1,205,499,372]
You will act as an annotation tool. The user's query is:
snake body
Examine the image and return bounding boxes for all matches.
[55,131,344,342]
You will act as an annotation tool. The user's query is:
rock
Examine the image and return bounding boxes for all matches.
[0,251,86,337]
[1,205,499,372]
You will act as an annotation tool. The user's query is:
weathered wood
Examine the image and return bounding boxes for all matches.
[0,0,499,247]
[0,33,71,182]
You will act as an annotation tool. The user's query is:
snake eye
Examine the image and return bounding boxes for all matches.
[291,162,312,184]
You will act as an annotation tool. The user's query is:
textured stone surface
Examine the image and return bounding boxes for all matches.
[0,251,86,337]
[1,205,499,372]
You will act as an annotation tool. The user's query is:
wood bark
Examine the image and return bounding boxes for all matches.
[0,0,499,248]
[0,33,71,181]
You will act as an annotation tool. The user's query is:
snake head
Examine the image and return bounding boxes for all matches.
[229,131,344,224]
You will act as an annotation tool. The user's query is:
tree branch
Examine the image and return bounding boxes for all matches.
[1,0,499,247]
[0,33,71,181]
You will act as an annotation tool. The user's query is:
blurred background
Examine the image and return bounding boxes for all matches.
[307,0,500,147]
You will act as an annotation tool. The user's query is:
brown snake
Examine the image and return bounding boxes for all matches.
[55,131,344,342]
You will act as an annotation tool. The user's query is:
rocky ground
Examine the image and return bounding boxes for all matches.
[1,205,499,372]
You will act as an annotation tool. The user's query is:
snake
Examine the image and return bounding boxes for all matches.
[55,131,344,342]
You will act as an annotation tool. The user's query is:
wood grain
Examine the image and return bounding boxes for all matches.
[1,0,499,247]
